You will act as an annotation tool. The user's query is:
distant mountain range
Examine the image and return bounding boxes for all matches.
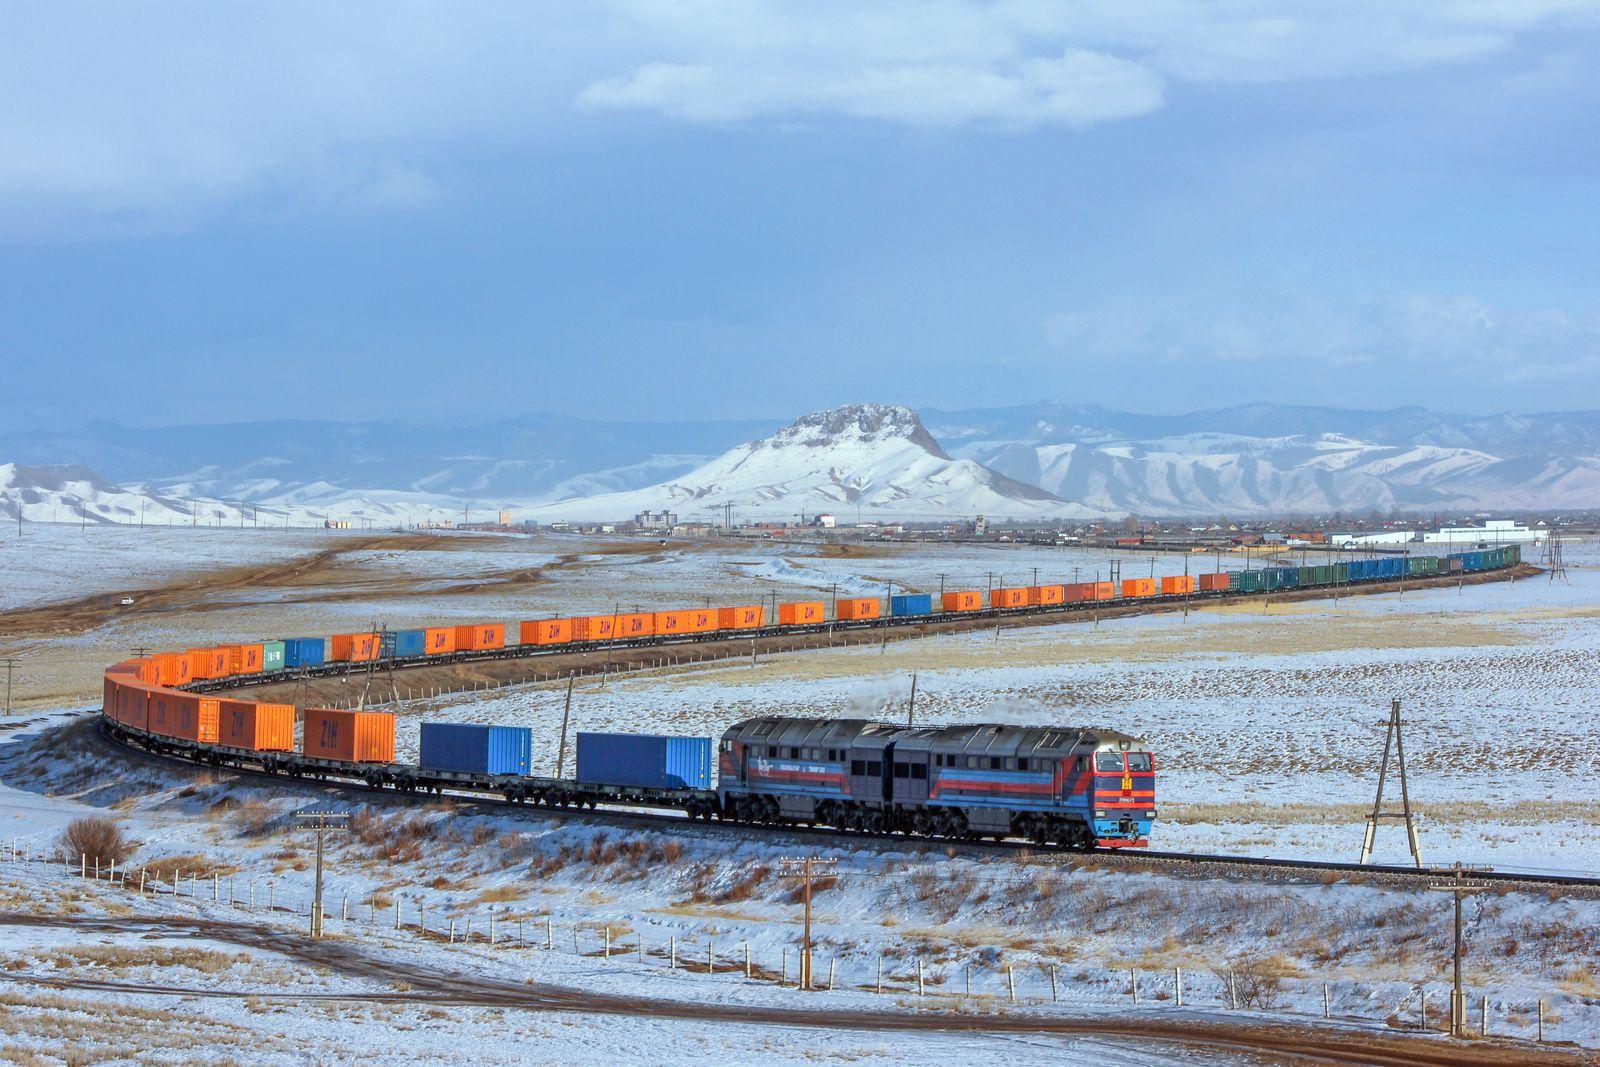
[3,402,1598,523]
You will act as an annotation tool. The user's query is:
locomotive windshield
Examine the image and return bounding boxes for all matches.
[1094,751,1123,771]
[1127,752,1152,771]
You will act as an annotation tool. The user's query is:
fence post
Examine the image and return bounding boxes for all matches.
[1229,974,1238,1010]
[781,948,786,985]
[394,899,400,929]
[450,919,456,944]
[546,917,553,949]
[1420,989,1427,1031]
[81,853,86,879]
[671,936,678,970]
[108,859,114,884]
[877,957,882,994]
[1050,964,1058,1004]
[1480,996,1488,1037]
[744,941,751,979]
[342,895,348,922]
[213,872,219,901]
[1131,968,1138,1003]
[828,959,835,991]
[419,904,426,932]
[605,926,611,958]
[1007,966,1016,1004]
[918,960,925,997]
[965,964,971,996]
[247,880,252,910]
[1175,966,1182,1007]
[490,910,496,945]
[639,936,645,964]
[573,928,579,954]
[1322,981,1329,1018]
[707,938,713,974]
[1537,999,1545,1042]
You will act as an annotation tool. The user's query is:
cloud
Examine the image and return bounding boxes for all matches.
[578,49,1163,128]
[579,0,1599,125]
[0,0,1594,231]
[1045,294,1600,384]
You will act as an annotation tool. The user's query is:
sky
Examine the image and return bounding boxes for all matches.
[2,1,1599,428]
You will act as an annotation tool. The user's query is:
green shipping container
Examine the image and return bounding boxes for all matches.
[1407,557,1427,576]
[1331,563,1350,583]
[262,640,286,672]
[1234,571,1265,593]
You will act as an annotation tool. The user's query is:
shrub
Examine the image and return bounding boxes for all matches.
[60,817,134,868]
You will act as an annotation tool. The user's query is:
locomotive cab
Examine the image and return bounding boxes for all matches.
[1087,740,1156,846]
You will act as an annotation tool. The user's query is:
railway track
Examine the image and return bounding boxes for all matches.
[98,716,1600,894]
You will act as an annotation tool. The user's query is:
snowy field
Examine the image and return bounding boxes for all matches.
[0,708,1595,1063]
[0,525,1593,1061]
[0,524,345,612]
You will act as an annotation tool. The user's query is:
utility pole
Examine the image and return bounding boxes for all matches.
[556,676,574,777]
[906,671,918,727]
[294,812,350,939]
[1428,864,1490,1037]
[1,657,18,715]
[1359,699,1424,867]
[777,856,837,990]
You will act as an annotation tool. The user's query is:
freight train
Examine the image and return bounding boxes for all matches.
[99,546,1519,849]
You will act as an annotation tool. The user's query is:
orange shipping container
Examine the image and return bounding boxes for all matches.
[992,588,1028,609]
[229,644,265,674]
[218,698,295,752]
[615,613,655,638]
[653,609,720,635]
[778,601,825,626]
[572,615,615,641]
[148,691,219,743]
[1198,572,1230,592]
[330,632,381,662]
[519,618,574,645]
[1031,585,1065,606]
[1160,575,1196,595]
[1122,578,1157,598]
[153,652,195,688]
[835,597,880,621]
[108,678,150,731]
[717,605,766,629]
[303,708,395,763]
[1089,581,1116,600]
[454,623,506,651]
[186,647,231,680]
[424,627,457,655]
[942,590,982,612]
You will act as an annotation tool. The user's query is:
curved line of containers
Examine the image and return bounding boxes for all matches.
[97,547,1518,847]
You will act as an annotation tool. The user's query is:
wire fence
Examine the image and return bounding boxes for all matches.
[9,839,1575,1048]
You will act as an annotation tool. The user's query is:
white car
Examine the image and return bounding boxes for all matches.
[118,597,135,606]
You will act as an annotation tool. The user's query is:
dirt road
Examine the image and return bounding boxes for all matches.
[0,912,1581,1066]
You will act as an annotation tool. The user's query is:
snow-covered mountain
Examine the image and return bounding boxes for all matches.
[931,407,1600,516]
[522,405,1093,522]
[0,463,461,527]
[5,401,1599,523]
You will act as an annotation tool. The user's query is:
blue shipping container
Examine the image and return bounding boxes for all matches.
[281,637,326,668]
[383,629,426,659]
[419,723,533,776]
[575,732,711,790]
[890,593,934,617]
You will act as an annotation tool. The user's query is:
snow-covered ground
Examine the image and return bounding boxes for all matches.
[0,708,1594,1063]
[1,527,1594,1061]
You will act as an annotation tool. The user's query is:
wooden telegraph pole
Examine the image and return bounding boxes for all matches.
[1359,699,1423,867]
[294,812,350,939]
[778,856,837,990]
[1428,864,1491,1037]
[556,676,575,777]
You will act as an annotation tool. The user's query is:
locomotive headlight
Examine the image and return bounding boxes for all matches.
[1094,809,1107,818]
[1146,810,1157,818]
